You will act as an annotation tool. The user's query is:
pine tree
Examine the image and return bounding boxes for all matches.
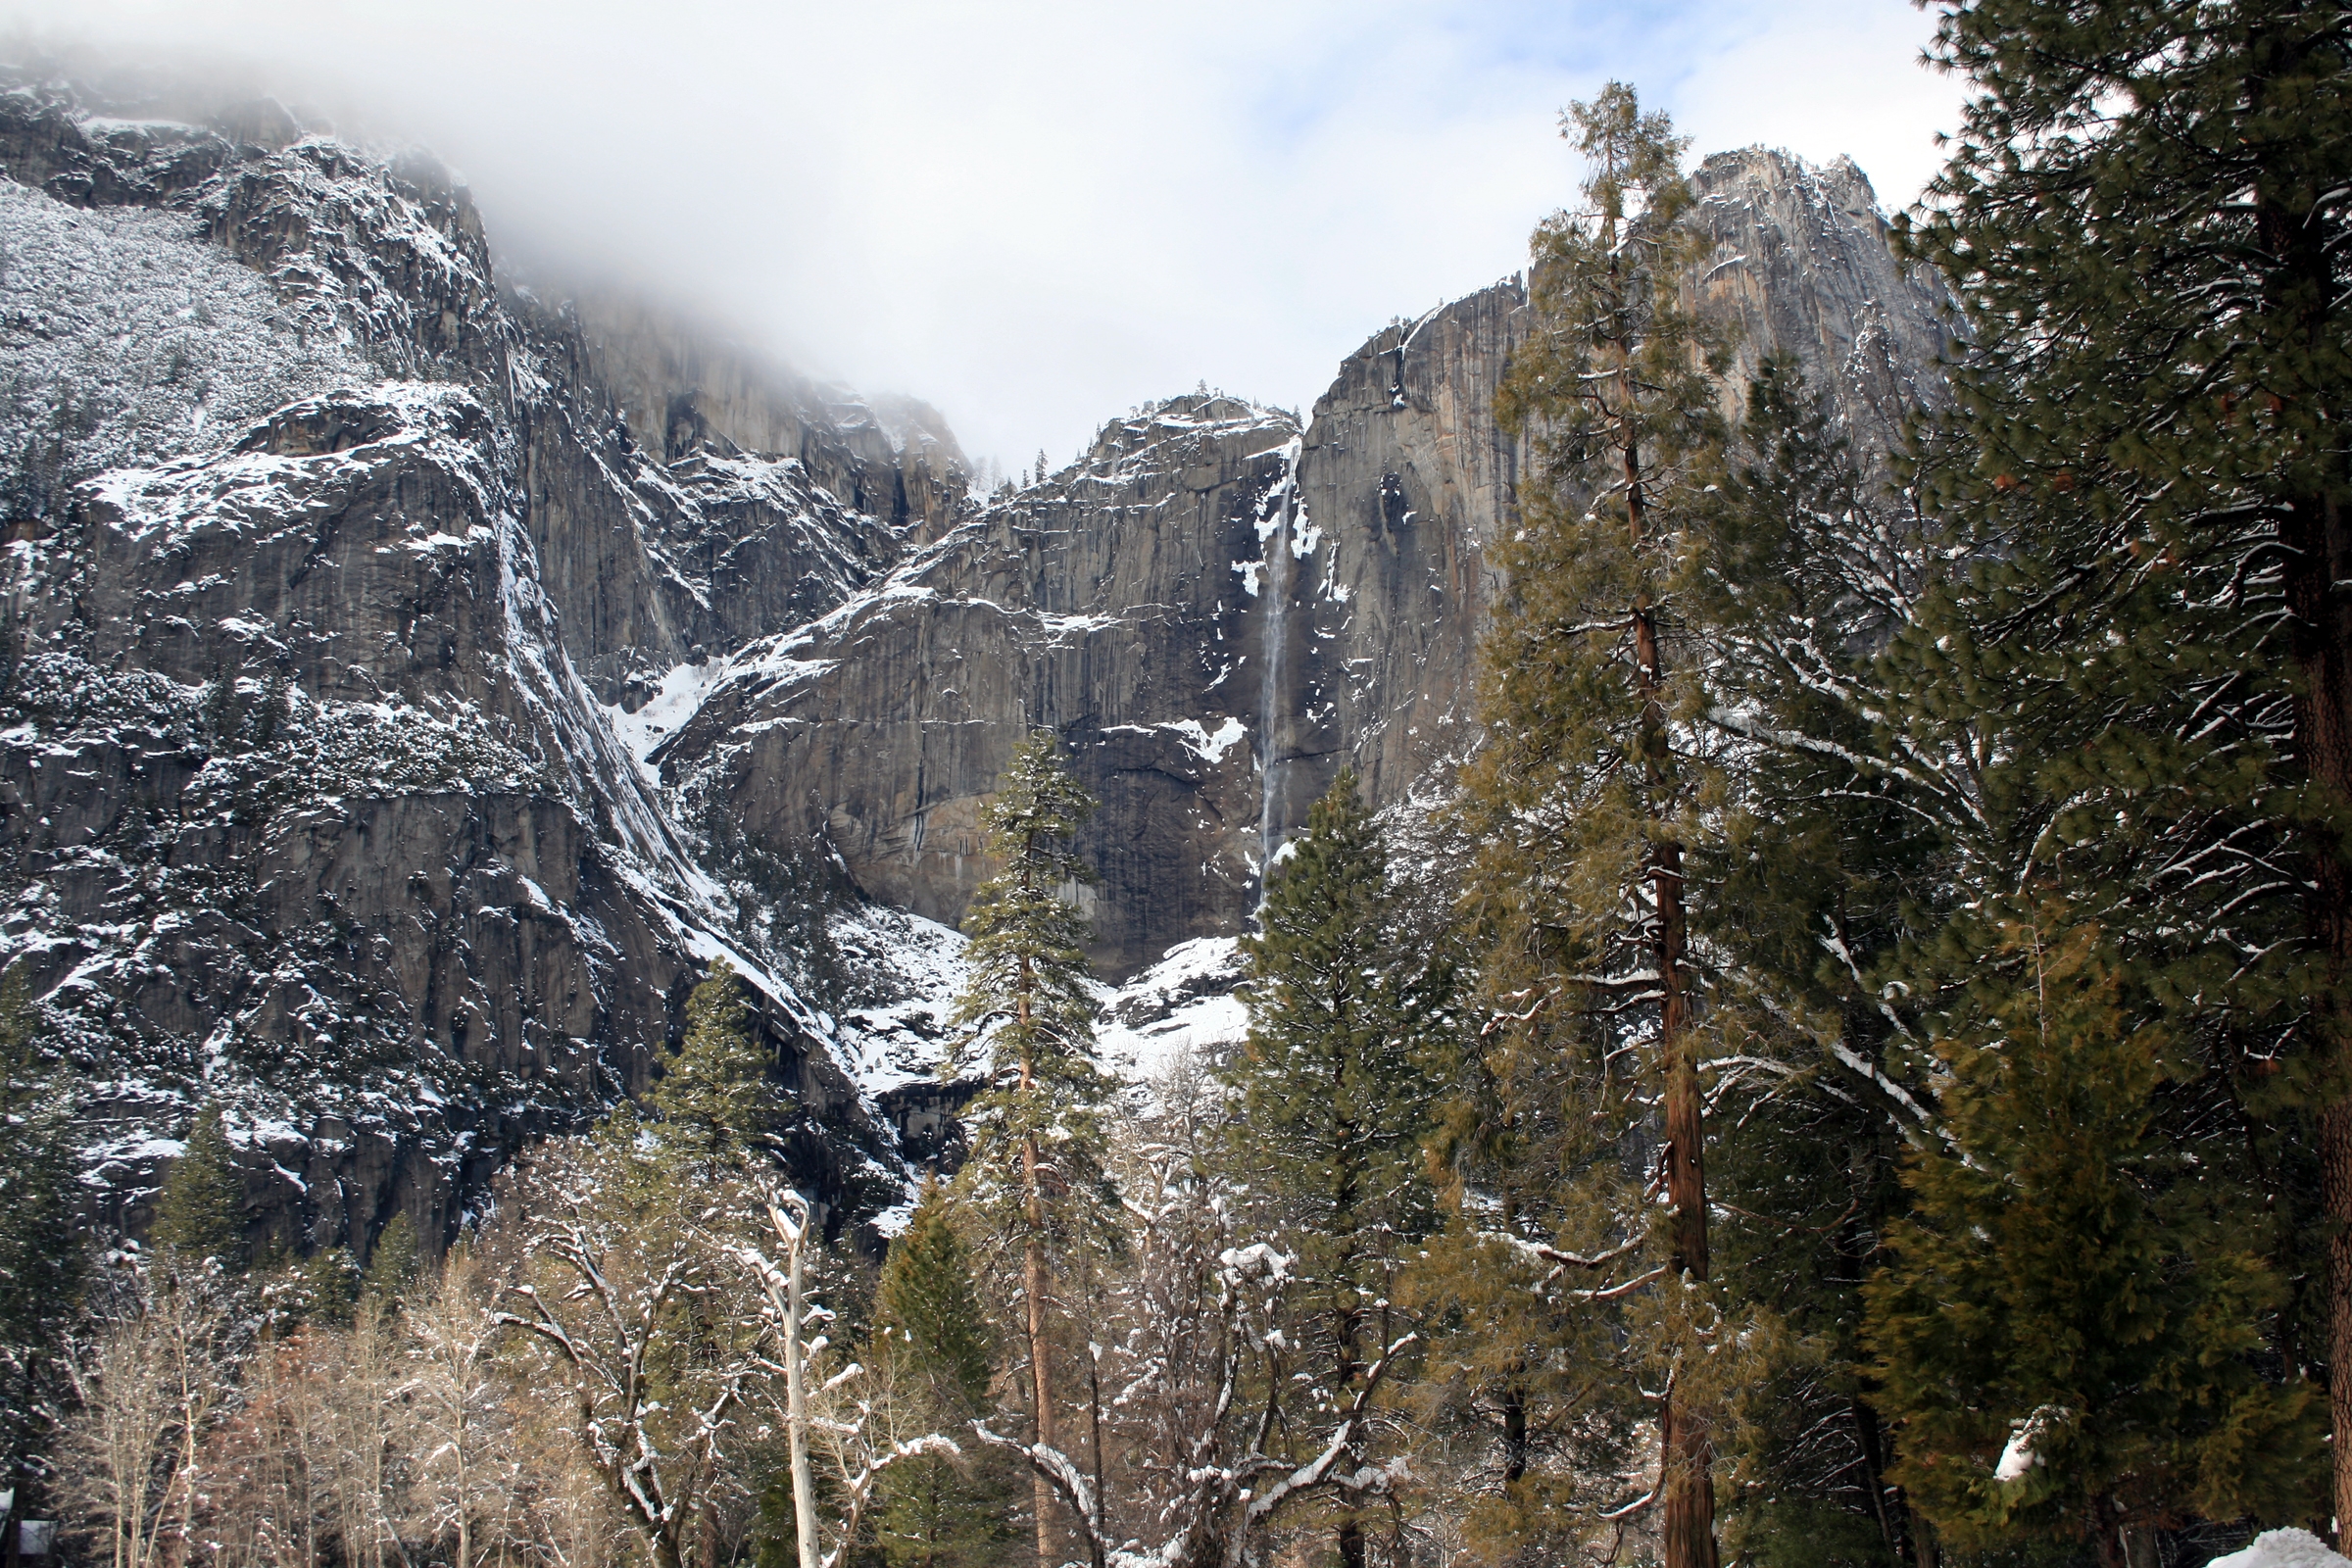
[151,1104,247,1274]
[1683,359,1952,1568]
[1458,80,1733,1568]
[1889,0,2352,1520]
[949,727,1112,1568]
[1226,771,1437,1568]
[0,966,82,1550]
[362,1211,421,1312]
[1686,333,2320,1561]
[870,1180,1016,1568]
[876,1180,994,1409]
[1864,915,2325,1566]
[651,958,781,1169]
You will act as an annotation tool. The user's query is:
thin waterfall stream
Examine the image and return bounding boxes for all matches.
[1256,436,1301,890]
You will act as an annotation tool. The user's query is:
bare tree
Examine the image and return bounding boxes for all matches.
[325,1303,403,1568]
[494,1137,770,1568]
[397,1250,512,1568]
[60,1262,241,1568]
[975,1052,1416,1568]
[741,1189,957,1568]
[206,1328,352,1568]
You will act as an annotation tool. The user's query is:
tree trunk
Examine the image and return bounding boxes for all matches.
[2254,25,2352,1516]
[1087,1317,1106,1549]
[2286,487,2352,1541]
[1502,1378,1529,1487]
[1012,873,1062,1568]
[784,1202,819,1568]
[1852,1398,1902,1567]
[1635,600,1714,1568]
[1024,1132,1056,1568]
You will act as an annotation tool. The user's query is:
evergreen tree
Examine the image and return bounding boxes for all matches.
[949,727,1112,1568]
[1687,327,2319,1563]
[1685,359,1953,1568]
[362,1211,421,1312]
[1864,915,2324,1566]
[258,1243,360,1331]
[1455,80,1733,1568]
[1226,771,1438,1568]
[870,1180,1016,1568]
[1888,0,2352,1522]
[876,1181,994,1409]
[150,1104,247,1274]
[652,958,780,1169]
[0,967,81,1552]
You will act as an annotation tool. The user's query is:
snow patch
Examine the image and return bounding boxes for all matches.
[0,178,377,496]
[1993,1405,2064,1483]
[605,660,730,780]
[1291,503,1322,558]
[2206,1534,2351,1568]
[831,906,969,1100]
[1094,937,1250,1085]
[1164,716,1249,765]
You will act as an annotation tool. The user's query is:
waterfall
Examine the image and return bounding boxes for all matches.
[1256,437,1301,888]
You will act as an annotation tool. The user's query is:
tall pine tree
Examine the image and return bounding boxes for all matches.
[870,1180,1015,1568]
[949,728,1113,1568]
[150,1104,247,1274]
[651,957,781,1171]
[0,968,81,1560]
[1893,0,2352,1523]
[1225,772,1440,1568]
[1460,80,1734,1568]
[1865,915,2324,1565]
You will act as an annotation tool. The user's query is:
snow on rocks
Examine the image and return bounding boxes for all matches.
[1095,936,1250,1085]
[2206,1534,2352,1568]
[830,905,968,1101]
[0,177,378,506]
[606,658,733,781]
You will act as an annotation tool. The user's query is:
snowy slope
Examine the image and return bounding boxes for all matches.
[0,79,923,1248]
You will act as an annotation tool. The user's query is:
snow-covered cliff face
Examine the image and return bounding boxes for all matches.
[0,74,954,1253]
[655,395,1295,976]
[652,150,1953,977]
[0,65,1954,1250]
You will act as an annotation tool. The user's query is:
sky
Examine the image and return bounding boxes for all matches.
[0,1,1968,476]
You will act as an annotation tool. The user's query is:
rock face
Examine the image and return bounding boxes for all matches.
[0,74,948,1253]
[0,64,1957,1252]
[658,398,1294,976]
[1688,148,1957,460]
[655,150,1954,977]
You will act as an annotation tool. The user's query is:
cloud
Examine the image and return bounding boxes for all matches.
[0,0,1965,472]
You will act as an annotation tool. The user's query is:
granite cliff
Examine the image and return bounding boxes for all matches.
[0,74,956,1251]
[0,69,1954,1255]
[653,147,1954,975]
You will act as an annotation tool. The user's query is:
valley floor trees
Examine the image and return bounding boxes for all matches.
[1457,78,1738,1568]
[1225,771,1443,1568]
[947,728,1117,1568]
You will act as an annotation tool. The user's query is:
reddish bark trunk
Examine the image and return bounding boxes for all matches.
[1635,600,1714,1568]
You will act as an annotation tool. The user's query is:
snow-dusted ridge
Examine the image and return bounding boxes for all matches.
[0,79,936,1243]
[1094,937,1250,1085]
